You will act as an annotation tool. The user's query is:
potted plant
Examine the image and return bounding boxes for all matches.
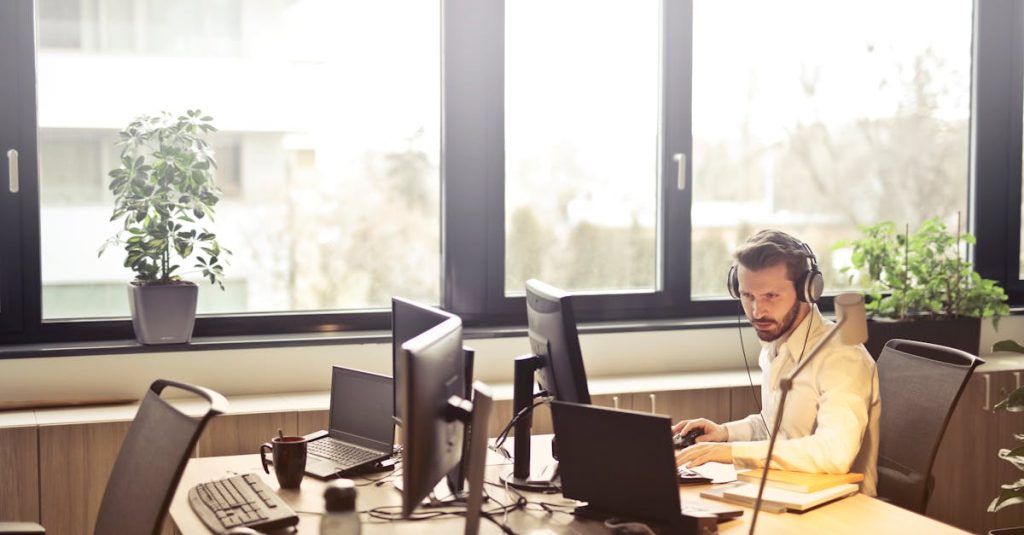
[99,110,230,344]
[988,339,1024,535]
[835,217,1008,358]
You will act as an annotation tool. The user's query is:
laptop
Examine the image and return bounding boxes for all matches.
[550,401,742,530]
[303,366,396,479]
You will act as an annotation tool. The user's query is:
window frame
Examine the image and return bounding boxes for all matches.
[973,0,1024,304]
[0,0,1020,349]
[0,0,36,336]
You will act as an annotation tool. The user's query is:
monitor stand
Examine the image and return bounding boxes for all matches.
[497,354,561,492]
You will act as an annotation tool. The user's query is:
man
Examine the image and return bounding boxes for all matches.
[674,230,880,496]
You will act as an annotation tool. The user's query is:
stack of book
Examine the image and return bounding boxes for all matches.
[700,469,863,513]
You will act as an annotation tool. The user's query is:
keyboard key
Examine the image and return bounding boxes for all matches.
[187,474,299,533]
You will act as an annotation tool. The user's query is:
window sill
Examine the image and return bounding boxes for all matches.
[3,307,1021,360]
[0,314,747,360]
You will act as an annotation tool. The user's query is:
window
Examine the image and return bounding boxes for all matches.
[1,0,1022,346]
[34,0,442,322]
[691,0,972,298]
[504,0,660,295]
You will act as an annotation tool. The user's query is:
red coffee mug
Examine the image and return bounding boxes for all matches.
[260,435,307,489]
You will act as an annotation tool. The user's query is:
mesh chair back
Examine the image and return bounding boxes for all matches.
[93,380,227,535]
[876,339,982,513]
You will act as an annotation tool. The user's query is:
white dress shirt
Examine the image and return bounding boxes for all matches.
[723,306,880,496]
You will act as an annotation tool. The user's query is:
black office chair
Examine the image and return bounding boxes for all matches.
[0,379,228,535]
[875,339,983,514]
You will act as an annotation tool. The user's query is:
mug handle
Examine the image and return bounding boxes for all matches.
[260,443,273,474]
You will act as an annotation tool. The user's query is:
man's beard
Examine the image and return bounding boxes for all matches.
[754,299,801,342]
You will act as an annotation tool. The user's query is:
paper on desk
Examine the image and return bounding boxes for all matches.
[689,462,737,483]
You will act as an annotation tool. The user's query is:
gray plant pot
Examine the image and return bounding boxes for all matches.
[128,282,198,344]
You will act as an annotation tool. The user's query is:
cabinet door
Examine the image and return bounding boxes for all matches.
[995,371,1024,529]
[630,388,731,425]
[0,426,38,523]
[196,412,297,457]
[39,421,131,535]
[730,385,763,422]
[296,410,329,436]
[926,370,1013,533]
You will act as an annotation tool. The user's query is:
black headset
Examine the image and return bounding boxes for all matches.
[727,240,824,304]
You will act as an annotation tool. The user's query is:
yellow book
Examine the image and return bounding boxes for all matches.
[737,469,864,493]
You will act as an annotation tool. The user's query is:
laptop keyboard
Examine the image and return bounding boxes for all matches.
[309,439,381,467]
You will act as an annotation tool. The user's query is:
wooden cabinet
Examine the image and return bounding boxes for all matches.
[487,393,631,439]
[927,370,1024,533]
[631,388,732,425]
[729,385,763,422]
[38,421,131,535]
[0,425,39,523]
[296,410,329,437]
[196,412,297,457]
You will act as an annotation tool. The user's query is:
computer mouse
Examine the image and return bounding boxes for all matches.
[673,428,704,449]
[221,527,260,535]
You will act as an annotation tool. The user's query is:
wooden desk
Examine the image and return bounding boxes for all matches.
[170,443,968,535]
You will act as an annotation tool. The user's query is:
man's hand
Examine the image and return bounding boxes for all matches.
[676,442,733,467]
[672,418,728,443]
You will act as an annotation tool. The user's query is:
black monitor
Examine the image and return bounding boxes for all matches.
[527,279,591,404]
[391,297,475,495]
[501,279,592,491]
[391,297,456,423]
[398,316,493,535]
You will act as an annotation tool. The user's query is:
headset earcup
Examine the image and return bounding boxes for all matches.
[799,269,824,303]
[727,265,740,299]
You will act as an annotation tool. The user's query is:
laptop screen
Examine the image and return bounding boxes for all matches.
[329,366,395,451]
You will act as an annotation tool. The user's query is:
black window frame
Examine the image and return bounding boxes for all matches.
[973,0,1024,305]
[0,0,1020,349]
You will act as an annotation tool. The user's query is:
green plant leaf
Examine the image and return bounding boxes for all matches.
[998,446,1024,471]
[102,110,227,286]
[990,487,1024,512]
[995,387,1024,412]
[994,340,1024,354]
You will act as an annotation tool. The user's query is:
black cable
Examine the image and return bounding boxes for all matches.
[354,468,401,487]
[481,510,519,535]
[491,393,552,454]
[736,301,767,436]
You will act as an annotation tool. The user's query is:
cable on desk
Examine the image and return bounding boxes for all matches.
[603,518,657,535]
[490,392,553,459]
[354,468,402,487]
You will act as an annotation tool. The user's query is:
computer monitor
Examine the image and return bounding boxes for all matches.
[398,316,493,535]
[501,279,592,491]
[391,297,456,423]
[391,297,475,495]
[527,279,591,404]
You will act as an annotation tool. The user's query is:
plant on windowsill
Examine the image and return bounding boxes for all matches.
[988,339,1024,535]
[833,217,1008,358]
[99,110,230,345]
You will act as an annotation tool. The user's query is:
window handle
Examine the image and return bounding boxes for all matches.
[673,153,686,191]
[6,149,17,193]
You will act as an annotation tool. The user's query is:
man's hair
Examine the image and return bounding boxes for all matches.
[732,229,811,283]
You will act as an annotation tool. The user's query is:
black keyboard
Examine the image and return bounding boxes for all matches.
[188,473,299,532]
[309,438,382,467]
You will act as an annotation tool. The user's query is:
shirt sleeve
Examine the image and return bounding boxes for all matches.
[730,346,876,474]
[723,412,770,442]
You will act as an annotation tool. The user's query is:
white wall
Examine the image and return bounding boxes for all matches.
[2,315,1023,406]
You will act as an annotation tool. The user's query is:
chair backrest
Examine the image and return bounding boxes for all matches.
[93,379,227,535]
[876,339,983,513]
